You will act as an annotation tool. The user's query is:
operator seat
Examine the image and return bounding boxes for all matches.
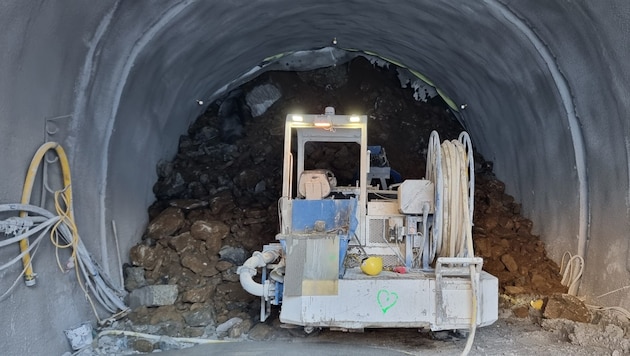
[298,169,337,200]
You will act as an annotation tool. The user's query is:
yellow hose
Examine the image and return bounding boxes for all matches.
[19,142,73,285]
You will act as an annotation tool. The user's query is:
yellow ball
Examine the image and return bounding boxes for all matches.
[360,256,383,276]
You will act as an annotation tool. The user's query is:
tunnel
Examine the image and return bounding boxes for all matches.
[1,1,629,354]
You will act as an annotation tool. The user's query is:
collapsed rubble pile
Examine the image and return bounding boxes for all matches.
[473,172,566,296]
[122,57,567,347]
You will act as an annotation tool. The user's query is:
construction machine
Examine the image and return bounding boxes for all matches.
[238,107,498,350]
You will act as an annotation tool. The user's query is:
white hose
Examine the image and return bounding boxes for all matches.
[560,251,584,296]
[237,248,282,297]
[97,329,232,344]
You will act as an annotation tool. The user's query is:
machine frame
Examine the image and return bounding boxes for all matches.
[238,108,498,334]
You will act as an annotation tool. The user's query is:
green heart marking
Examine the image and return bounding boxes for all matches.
[377,289,398,314]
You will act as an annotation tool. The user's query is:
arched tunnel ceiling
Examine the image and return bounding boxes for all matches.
[1,1,630,354]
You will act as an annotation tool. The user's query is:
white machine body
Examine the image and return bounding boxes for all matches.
[238,109,498,332]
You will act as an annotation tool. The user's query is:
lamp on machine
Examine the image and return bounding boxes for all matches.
[349,115,360,123]
[313,119,332,128]
[313,117,332,128]
[291,115,303,122]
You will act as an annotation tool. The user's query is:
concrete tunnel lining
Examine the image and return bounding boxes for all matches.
[1,1,630,354]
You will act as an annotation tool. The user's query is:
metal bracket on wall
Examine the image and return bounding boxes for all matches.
[41,114,73,205]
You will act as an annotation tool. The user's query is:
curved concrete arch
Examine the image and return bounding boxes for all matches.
[1,1,629,354]
[486,0,588,260]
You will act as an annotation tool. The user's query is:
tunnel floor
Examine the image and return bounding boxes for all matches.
[99,57,629,355]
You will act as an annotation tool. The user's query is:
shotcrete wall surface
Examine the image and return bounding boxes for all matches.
[0,1,629,354]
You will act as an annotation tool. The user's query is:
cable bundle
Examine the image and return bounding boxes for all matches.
[0,142,128,323]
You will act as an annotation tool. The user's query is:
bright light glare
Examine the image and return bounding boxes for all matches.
[349,115,360,122]
[314,122,332,127]
[292,115,303,122]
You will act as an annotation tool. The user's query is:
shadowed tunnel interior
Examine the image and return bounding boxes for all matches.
[1,1,629,354]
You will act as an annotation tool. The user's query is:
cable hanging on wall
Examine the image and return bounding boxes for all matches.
[0,142,129,324]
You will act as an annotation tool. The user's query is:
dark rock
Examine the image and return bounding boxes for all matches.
[167,232,199,254]
[512,305,529,318]
[543,294,592,323]
[254,180,266,194]
[219,89,249,143]
[124,266,147,292]
[181,327,205,338]
[182,305,216,327]
[172,267,205,291]
[297,65,348,89]
[474,238,491,258]
[483,258,505,275]
[149,305,185,325]
[500,254,519,273]
[221,266,240,282]
[128,306,152,325]
[154,172,186,200]
[219,246,248,266]
[229,318,253,338]
[195,126,219,142]
[190,220,230,255]
[504,285,527,294]
[186,209,215,222]
[129,244,162,270]
[169,199,209,210]
[146,207,185,240]
[216,282,255,302]
[210,192,236,214]
[181,285,215,304]
[216,317,243,337]
[243,217,267,225]
[531,272,551,292]
[243,208,267,219]
[215,260,234,272]
[156,159,174,179]
[132,339,154,353]
[234,169,262,191]
[247,323,273,341]
[188,181,208,198]
[180,252,219,277]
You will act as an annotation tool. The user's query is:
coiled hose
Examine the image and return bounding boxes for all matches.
[425,131,475,262]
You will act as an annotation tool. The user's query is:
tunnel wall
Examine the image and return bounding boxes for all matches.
[0,1,629,354]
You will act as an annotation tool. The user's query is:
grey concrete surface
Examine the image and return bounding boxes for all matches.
[159,341,414,356]
[0,0,629,354]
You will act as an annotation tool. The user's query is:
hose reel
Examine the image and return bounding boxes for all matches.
[425,130,475,266]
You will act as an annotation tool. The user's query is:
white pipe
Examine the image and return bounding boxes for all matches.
[97,329,231,344]
[237,248,282,297]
